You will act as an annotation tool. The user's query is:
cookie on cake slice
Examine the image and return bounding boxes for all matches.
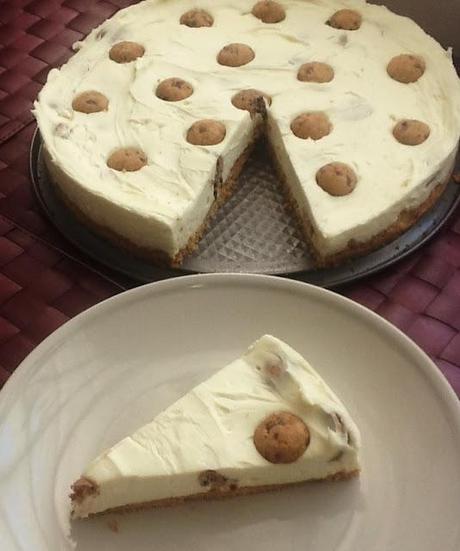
[71,335,360,518]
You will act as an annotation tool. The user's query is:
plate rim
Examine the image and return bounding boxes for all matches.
[29,128,460,287]
[1,273,459,427]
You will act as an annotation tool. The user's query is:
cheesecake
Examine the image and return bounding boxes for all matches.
[34,0,460,266]
[70,335,361,518]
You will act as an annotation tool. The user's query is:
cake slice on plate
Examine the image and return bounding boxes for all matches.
[71,335,361,518]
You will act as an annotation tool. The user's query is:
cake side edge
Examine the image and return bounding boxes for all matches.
[72,468,360,519]
[42,125,262,267]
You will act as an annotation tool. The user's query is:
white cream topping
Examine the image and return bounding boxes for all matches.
[72,335,361,518]
[34,0,460,258]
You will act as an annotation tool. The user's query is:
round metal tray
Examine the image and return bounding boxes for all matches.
[30,129,460,287]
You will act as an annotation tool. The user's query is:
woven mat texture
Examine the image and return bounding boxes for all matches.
[0,0,460,398]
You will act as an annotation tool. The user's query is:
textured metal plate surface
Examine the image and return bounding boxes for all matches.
[30,129,460,286]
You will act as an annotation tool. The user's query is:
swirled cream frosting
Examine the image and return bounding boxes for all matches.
[33,0,460,263]
[70,335,361,518]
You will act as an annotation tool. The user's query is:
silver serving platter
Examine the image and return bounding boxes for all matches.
[30,129,460,287]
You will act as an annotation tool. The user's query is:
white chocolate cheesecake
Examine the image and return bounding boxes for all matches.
[70,335,361,518]
[34,0,460,266]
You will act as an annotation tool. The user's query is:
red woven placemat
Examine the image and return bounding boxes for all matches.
[0,0,129,144]
[0,0,459,397]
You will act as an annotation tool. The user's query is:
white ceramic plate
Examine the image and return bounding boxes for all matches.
[1,274,460,551]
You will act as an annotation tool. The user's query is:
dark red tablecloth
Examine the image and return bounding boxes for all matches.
[0,0,459,396]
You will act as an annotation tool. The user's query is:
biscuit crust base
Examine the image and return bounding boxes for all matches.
[75,469,359,518]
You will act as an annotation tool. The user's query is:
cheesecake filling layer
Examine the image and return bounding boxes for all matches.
[72,335,361,519]
[34,0,460,261]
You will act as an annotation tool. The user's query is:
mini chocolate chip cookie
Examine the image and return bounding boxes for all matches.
[198,470,228,488]
[291,112,332,140]
[72,91,108,114]
[217,43,255,67]
[252,1,286,24]
[107,147,147,171]
[156,78,193,101]
[297,62,334,83]
[186,120,226,146]
[70,477,99,504]
[109,41,145,63]
[327,9,362,30]
[316,162,357,196]
[393,119,430,145]
[231,89,272,114]
[180,9,213,27]
[387,54,425,83]
[254,411,310,464]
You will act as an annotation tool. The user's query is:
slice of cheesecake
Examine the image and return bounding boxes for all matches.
[71,335,361,518]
